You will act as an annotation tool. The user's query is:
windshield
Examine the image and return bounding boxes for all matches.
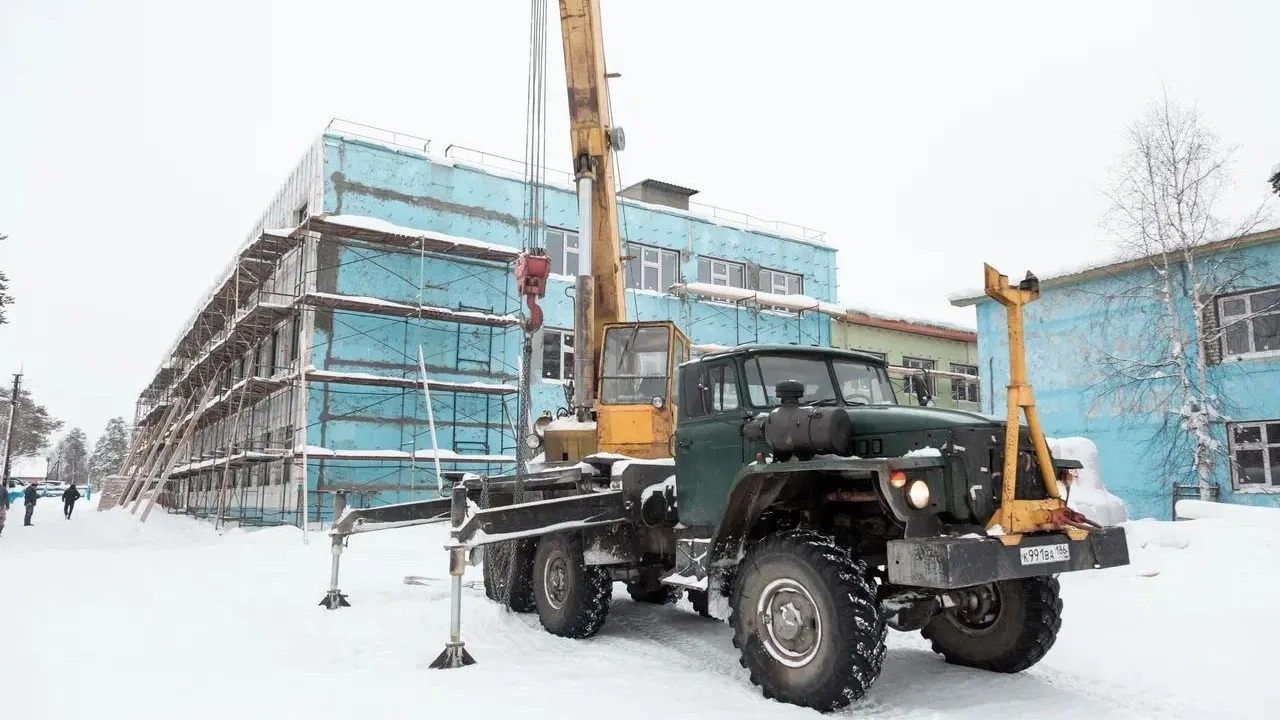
[832,360,897,405]
[600,325,670,404]
[745,355,839,406]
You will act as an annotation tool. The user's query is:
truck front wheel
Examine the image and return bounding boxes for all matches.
[921,576,1062,673]
[729,530,887,712]
[532,532,612,639]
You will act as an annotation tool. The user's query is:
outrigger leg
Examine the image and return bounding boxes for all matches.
[430,484,476,669]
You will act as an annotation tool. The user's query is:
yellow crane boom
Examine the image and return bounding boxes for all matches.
[542,0,689,461]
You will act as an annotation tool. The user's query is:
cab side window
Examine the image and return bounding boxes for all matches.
[707,362,740,412]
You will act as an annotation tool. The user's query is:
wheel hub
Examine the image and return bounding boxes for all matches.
[757,577,822,668]
[544,555,569,610]
[950,583,1001,632]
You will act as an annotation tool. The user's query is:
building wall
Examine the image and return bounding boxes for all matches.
[829,320,981,411]
[971,240,1280,520]
[303,133,839,513]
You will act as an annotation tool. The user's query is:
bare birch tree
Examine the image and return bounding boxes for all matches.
[1090,96,1270,502]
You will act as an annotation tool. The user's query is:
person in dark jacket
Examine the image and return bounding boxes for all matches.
[23,483,39,526]
[62,483,82,519]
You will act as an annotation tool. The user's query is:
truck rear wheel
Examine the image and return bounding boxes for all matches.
[921,576,1062,673]
[482,539,537,613]
[532,532,612,638]
[729,530,887,712]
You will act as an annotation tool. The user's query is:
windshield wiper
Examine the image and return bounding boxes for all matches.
[809,398,842,407]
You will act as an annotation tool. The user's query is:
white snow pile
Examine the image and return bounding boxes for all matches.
[1176,499,1280,528]
[1046,436,1129,527]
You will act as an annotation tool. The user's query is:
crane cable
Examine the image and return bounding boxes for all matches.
[486,0,550,611]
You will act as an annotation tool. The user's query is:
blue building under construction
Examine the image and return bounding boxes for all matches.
[127,121,842,526]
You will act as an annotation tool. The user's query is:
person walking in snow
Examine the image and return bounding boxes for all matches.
[63,482,82,519]
[23,482,39,526]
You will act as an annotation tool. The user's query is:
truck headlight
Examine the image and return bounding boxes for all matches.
[906,480,931,509]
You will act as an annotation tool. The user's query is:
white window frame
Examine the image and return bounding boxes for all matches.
[696,256,746,304]
[625,242,680,292]
[1227,419,1280,492]
[545,228,580,277]
[951,363,980,403]
[759,267,802,296]
[902,356,936,397]
[758,267,804,314]
[1218,286,1280,361]
[540,328,575,383]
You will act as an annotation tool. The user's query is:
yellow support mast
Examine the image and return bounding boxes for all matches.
[983,264,1090,545]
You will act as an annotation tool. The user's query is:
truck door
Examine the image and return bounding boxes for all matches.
[674,359,748,530]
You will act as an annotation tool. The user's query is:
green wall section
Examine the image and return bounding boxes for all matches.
[829,319,981,411]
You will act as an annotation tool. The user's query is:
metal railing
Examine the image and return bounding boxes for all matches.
[325,119,432,155]
[438,142,826,243]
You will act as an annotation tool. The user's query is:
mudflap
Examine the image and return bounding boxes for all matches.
[886,527,1129,590]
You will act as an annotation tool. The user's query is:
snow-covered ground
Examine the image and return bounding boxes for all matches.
[3,497,1277,719]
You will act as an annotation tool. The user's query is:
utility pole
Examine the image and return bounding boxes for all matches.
[2,372,21,493]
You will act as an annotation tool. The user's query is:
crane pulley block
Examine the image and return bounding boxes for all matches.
[515,249,552,331]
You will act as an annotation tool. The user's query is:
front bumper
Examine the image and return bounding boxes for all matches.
[885,527,1130,590]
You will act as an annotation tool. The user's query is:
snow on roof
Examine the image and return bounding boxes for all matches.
[325,127,831,247]
[669,282,845,317]
[8,455,48,479]
[840,304,977,334]
[949,227,1280,306]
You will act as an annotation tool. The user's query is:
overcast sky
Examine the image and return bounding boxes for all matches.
[2,0,1277,444]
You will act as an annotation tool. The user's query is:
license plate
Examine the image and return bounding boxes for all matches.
[1019,543,1070,566]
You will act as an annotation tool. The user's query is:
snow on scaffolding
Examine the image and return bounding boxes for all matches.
[304,368,516,394]
[294,445,516,464]
[669,282,845,317]
[314,214,520,262]
[305,291,521,327]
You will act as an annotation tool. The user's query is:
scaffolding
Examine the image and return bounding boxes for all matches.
[114,200,524,528]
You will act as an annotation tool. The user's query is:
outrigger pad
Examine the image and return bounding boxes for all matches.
[319,590,351,609]
[429,642,476,669]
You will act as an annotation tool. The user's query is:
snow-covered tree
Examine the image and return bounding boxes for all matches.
[0,383,63,456]
[0,233,12,326]
[48,427,89,487]
[1090,96,1271,502]
[89,416,131,486]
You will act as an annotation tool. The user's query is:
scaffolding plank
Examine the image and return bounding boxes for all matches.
[308,214,519,263]
[303,292,520,327]
[306,368,516,395]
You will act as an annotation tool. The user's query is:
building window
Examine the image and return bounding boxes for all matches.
[697,256,745,303]
[698,257,745,289]
[625,242,680,291]
[541,329,574,382]
[1227,420,1280,490]
[294,203,308,225]
[951,363,980,403]
[902,356,935,397]
[545,228,580,276]
[1219,287,1280,360]
[759,267,802,296]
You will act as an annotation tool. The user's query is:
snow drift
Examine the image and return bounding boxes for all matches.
[1046,436,1128,526]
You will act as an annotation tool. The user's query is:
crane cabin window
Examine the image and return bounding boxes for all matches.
[600,326,670,404]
